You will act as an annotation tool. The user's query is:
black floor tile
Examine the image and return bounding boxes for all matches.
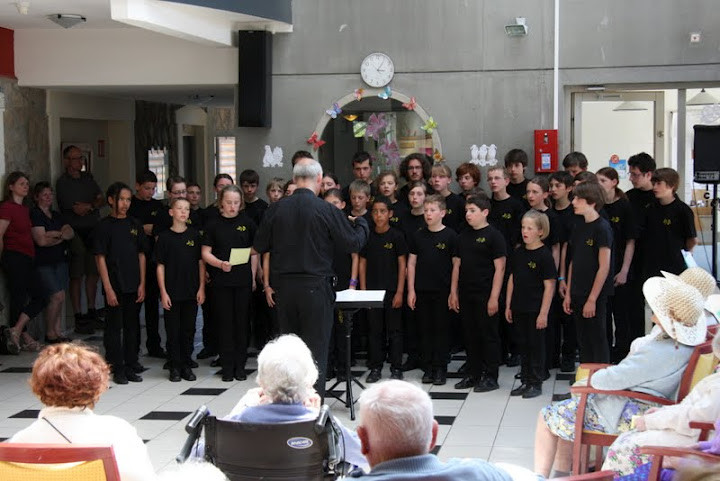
[1,367,33,373]
[431,445,442,455]
[140,411,192,421]
[555,372,574,381]
[429,392,468,400]
[552,393,572,402]
[181,388,227,396]
[10,409,40,418]
[434,416,455,426]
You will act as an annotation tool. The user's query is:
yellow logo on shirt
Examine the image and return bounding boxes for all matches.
[435,243,447,250]
[502,213,512,220]
[236,225,247,231]
[476,237,486,243]
[391,216,399,223]
[663,218,672,226]
[447,209,453,214]
[586,239,594,246]
[186,219,193,225]
[610,216,620,223]
[151,210,158,216]
[130,228,138,236]
[186,240,195,247]
[528,261,537,269]
[384,242,394,250]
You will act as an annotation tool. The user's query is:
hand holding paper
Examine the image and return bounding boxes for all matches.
[229,248,251,266]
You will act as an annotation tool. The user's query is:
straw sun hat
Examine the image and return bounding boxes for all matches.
[662,267,720,324]
[643,277,707,346]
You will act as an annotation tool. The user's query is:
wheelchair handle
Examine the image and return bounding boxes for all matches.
[176,405,209,463]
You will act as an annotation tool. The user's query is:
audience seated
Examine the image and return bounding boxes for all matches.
[7,342,156,481]
[603,330,720,476]
[534,276,707,477]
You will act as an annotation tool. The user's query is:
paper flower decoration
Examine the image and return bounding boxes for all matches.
[421,117,438,134]
[325,102,342,119]
[306,132,326,151]
[378,86,392,100]
[378,140,401,166]
[354,88,364,101]
[402,97,417,110]
[433,149,445,163]
[365,113,388,141]
[353,121,367,138]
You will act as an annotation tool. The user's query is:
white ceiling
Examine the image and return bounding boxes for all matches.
[0,0,124,29]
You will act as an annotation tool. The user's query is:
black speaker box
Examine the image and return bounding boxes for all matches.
[694,124,720,183]
[237,31,272,128]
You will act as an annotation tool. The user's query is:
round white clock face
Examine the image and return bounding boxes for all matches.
[360,52,394,88]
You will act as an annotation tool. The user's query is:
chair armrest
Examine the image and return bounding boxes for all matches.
[638,446,720,462]
[569,387,675,405]
[552,470,616,481]
[689,421,715,431]
[578,363,613,373]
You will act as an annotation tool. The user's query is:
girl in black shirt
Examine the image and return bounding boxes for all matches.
[202,185,257,382]
[505,211,556,399]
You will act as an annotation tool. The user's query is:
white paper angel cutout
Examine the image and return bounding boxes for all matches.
[262,145,284,168]
[477,144,489,166]
[470,144,480,165]
[486,144,498,166]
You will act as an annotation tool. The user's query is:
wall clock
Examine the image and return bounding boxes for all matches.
[360,52,394,88]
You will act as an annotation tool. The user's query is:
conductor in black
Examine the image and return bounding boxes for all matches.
[253,157,369,397]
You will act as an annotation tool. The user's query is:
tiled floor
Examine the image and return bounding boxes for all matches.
[0,326,574,474]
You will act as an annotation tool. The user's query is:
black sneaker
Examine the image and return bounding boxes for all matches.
[421,370,433,384]
[432,369,447,386]
[235,369,247,381]
[210,357,221,367]
[560,359,576,373]
[541,370,551,381]
[506,354,521,367]
[366,368,382,384]
[113,373,128,385]
[474,377,499,393]
[510,383,530,396]
[522,384,543,399]
[169,369,181,382]
[514,371,523,380]
[126,372,143,383]
[180,368,197,381]
[458,362,468,374]
[196,348,216,360]
[401,358,420,372]
[129,362,148,373]
[188,360,199,369]
[454,377,474,390]
[162,361,170,370]
[221,372,234,382]
[390,368,403,380]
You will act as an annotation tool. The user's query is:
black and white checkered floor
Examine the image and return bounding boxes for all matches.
[0,325,575,473]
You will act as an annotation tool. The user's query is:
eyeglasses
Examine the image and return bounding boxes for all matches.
[171,190,187,195]
[407,166,423,171]
[628,172,646,178]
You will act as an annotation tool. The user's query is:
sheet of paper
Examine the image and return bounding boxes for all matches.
[229,248,251,265]
[335,289,386,303]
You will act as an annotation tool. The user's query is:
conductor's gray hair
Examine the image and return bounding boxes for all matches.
[293,158,323,180]
[256,334,319,404]
[358,380,434,459]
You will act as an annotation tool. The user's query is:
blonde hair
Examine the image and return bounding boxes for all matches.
[523,210,550,241]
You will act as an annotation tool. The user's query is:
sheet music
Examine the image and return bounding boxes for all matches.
[335,289,386,303]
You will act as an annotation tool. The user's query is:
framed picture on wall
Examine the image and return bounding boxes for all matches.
[60,142,93,172]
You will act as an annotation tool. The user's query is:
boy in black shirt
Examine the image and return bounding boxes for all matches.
[94,182,148,385]
[430,164,466,232]
[564,182,613,364]
[128,169,165,359]
[152,176,203,237]
[240,169,268,227]
[360,196,408,383]
[562,151,589,178]
[505,149,530,210]
[449,194,506,392]
[643,168,697,278]
[407,194,457,386]
[156,198,205,382]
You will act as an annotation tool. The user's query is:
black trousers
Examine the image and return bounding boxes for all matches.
[416,289,450,371]
[250,289,274,350]
[402,303,420,363]
[104,292,140,375]
[328,309,348,372]
[275,275,334,397]
[0,250,47,326]
[201,287,217,354]
[141,262,162,354]
[514,311,546,385]
[572,295,610,363]
[499,277,518,358]
[459,290,501,381]
[213,286,251,376]
[367,292,403,370]
[164,299,198,370]
[627,265,648,342]
[606,282,632,359]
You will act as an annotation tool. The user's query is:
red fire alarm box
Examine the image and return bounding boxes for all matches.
[534,129,558,173]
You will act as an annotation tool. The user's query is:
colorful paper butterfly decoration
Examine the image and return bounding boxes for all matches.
[354,88,364,101]
[433,149,445,163]
[421,117,438,134]
[306,132,326,151]
[402,97,417,110]
[378,86,392,100]
[326,102,342,119]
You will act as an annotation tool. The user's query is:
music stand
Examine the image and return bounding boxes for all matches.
[328,289,385,420]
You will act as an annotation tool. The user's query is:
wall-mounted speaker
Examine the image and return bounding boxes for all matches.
[237,31,272,128]
[694,125,720,184]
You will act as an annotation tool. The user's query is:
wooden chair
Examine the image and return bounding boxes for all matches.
[570,340,718,475]
[552,471,616,481]
[0,444,120,481]
[638,445,719,481]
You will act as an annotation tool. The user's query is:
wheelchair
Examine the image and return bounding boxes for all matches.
[177,405,346,480]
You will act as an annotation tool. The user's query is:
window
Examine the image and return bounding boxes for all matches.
[215,136,237,182]
[148,147,168,200]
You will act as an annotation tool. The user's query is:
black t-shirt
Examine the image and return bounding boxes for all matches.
[602,198,639,275]
[454,224,507,292]
[152,205,203,237]
[552,204,574,245]
[201,204,221,226]
[642,198,696,277]
[154,227,201,301]
[30,207,69,266]
[245,198,269,228]
[627,188,659,271]
[389,200,408,229]
[535,207,561,248]
[128,196,163,252]
[93,216,148,294]
[489,196,526,263]
[510,245,557,313]
[569,217,614,299]
[409,227,457,291]
[360,227,408,291]
[507,179,530,209]
[442,192,466,233]
[202,213,256,288]
[398,211,426,243]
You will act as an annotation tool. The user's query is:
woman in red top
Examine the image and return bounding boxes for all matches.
[0,171,46,353]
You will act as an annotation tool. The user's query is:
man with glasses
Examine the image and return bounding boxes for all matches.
[398,153,434,206]
[56,145,104,334]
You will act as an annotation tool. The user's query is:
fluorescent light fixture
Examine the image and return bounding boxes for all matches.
[687,89,719,106]
[586,86,606,91]
[613,101,649,112]
[47,14,86,29]
[505,17,528,37]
